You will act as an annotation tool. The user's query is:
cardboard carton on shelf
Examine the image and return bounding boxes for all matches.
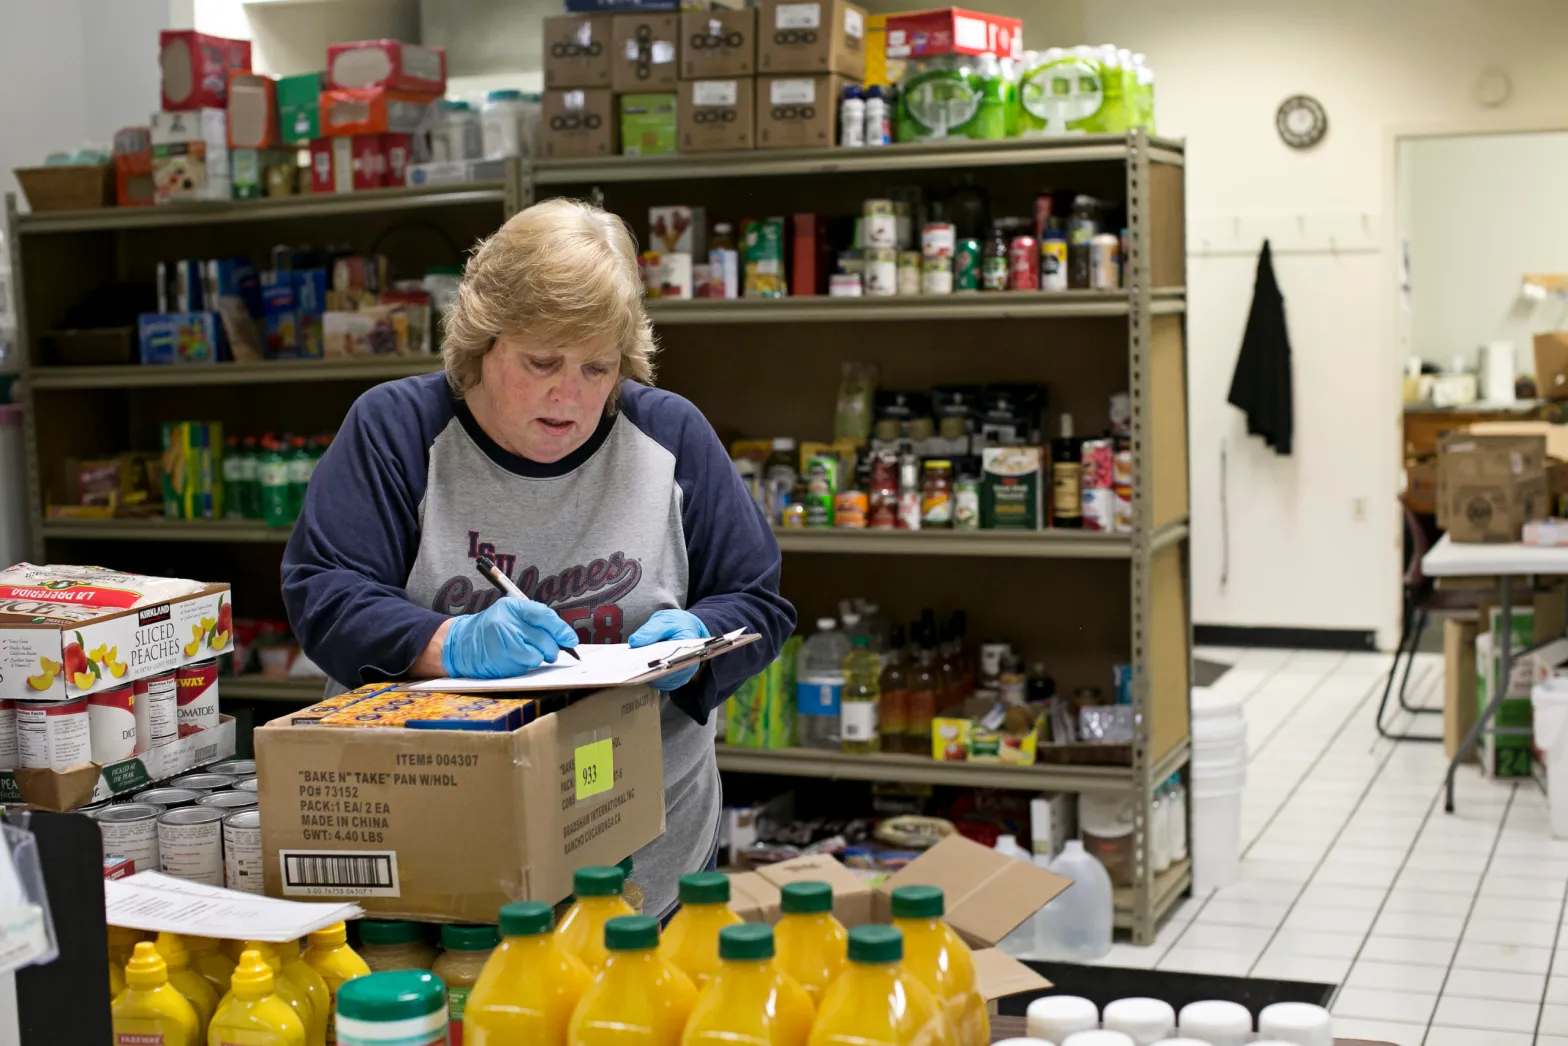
[319,87,432,137]
[1435,432,1548,543]
[1536,331,1568,401]
[678,79,755,151]
[327,40,447,95]
[540,89,618,158]
[544,14,615,89]
[150,109,230,204]
[756,0,867,79]
[227,72,279,150]
[679,9,758,79]
[756,74,849,149]
[611,12,680,92]
[620,93,679,156]
[256,684,665,922]
[159,30,251,111]
[882,7,1023,61]
[277,72,324,144]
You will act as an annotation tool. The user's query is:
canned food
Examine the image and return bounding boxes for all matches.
[864,248,897,297]
[175,659,220,738]
[955,477,980,530]
[0,700,16,771]
[1090,233,1121,290]
[92,803,163,872]
[781,503,807,528]
[897,251,922,296]
[863,199,898,249]
[235,776,258,792]
[828,272,863,297]
[921,222,956,260]
[17,698,91,771]
[88,684,137,764]
[223,809,264,894]
[1113,485,1134,533]
[1040,235,1068,291]
[833,491,869,528]
[920,258,953,296]
[132,787,203,809]
[1009,235,1039,291]
[134,672,178,751]
[954,238,981,292]
[197,790,257,811]
[169,772,237,793]
[158,806,226,885]
[921,460,954,527]
[208,759,256,777]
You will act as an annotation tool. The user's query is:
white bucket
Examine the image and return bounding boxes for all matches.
[1533,676,1568,839]
[1190,762,1245,894]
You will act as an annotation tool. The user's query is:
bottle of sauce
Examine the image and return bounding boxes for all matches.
[184,935,237,996]
[878,626,911,753]
[1066,195,1099,290]
[936,622,965,713]
[208,949,307,1046]
[152,932,218,1044]
[763,438,799,526]
[301,921,371,1035]
[357,921,436,973]
[113,941,200,1046]
[431,925,499,1043]
[921,460,954,529]
[906,625,940,756]
[276,939,332,1046]
[243,940,317,1043]
[981,222,1009,291]
[1051,413,1083,529]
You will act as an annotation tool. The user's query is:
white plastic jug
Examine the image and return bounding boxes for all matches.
[1032,839,1112,961]
[994,834,1040,957]
[1534,676,1568,838]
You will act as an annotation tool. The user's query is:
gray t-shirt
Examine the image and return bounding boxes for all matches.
[282,373,795,918]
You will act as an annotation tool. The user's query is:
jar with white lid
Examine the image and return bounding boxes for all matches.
[481,89,540,160]
[334,969,447,1046]
[433,99,481,162]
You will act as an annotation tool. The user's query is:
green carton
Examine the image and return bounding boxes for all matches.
[726,635,800,748]
[1475,609,1567,778]
[277,72,323,144]
[619,93,677,157]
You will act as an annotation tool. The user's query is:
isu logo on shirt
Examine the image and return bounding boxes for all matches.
[430,531,642,644]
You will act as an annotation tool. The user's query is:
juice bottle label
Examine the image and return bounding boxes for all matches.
[448,985,471,1046]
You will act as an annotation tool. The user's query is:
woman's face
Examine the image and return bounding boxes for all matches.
[472,335,621,463]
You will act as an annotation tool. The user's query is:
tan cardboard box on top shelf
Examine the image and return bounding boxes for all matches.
[756,73,850,149]
[679,78,756,151]
[256,684,665,923]
[611,12,680,92]
[726,833,1064,1005]
[756,0,867,79]
[679,9,758,79]
[544,14,615,89]
[540,89,619,158]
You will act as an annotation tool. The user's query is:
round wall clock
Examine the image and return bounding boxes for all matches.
[1276,95,1328,149]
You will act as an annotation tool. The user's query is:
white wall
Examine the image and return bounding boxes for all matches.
[1402,131,1568,377]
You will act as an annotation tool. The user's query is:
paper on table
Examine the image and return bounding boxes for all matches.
[409,628,750,693]
[105,871,363,941]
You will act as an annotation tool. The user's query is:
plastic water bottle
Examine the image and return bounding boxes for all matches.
[1034,840,1113,961]
[796,618,850,749]
[840,85,865,147]
[864,85,888,146]
[993,834,1039,957]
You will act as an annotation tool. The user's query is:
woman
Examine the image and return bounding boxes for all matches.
[281,198,795,920]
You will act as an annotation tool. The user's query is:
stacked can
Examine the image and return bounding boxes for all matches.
[89,686,138,764]
[134,672,178,753]
[0,701,16,771]
[17,699,91,771]
[921,222,955,295]
[175,659,221,738]
[1080,438,1133,533]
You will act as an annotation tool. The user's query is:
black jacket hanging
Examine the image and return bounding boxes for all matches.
[1227,239,1294,456]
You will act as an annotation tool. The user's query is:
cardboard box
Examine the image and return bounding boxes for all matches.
[757,74,848,149]
[1444,616,1479,762]
[310,135,384,193]
[1436,433,1549,543]
[620,92,678,155]
[883,7,1022,60]
[159,30,251,111]
[320,87,432,137]
[1475,625,1568,777]
[257,685,666,922]
[1469,419,1568,463]
[757,0,867,78]
[1537,332,1568,401]
[327,40,446,94]
[611,13,679,92]
[544,15,615,89]
[150,108,230,203]
[649,205,707,254]
[790,213,831,295]
[567,0,676,11]
[277,73,324,144]
[0,581,231,702]
[112,127,154,208]
[1406,457,1437,515]
[680,9,758,79]
[678,78,754,151]
[541,89,618,158]
[228,72,278,149]
[863,13,904,87]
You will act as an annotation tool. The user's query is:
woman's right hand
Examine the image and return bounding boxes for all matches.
[439,597,580,678]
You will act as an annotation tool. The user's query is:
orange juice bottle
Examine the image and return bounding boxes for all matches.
[465,901,593,1046]
[208,948,307,1046]
[184,935,237,995]
[238,940,316,1042]
[302,921,371,1044]
[277,938,332,1046]
[681,924,814,1046]
[153,931,218,1043]
[568,915,697,1046]
[889,886,986,1046]
[556,866,636,973]
[807,926,952,1046]
[112,941,200,1046]
[659,872,743,990]
[773,882,847,1007]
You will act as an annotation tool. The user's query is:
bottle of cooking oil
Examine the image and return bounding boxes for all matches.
[840,635,881,754]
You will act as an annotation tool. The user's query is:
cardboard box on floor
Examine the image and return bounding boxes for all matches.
[726,833,1061,1002]
[1443,616,1479,762]
[256,685,665,923]
[1435,432,1549,543]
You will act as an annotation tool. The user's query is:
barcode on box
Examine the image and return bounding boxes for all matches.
[279,850,400,897]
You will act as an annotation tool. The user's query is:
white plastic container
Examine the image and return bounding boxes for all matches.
[433,99,482,162]
[1032,840,1112,961]
[1078,792,1135,887]
[481,89,539,160]
[1027,996,1099,1043]
[1190,760,1245,893]
[840,85,865,146]
[1102,998,1175,1046]
[994,834,1039,956]
[1533,676,1568,838]
[1257,1002,1331,1046]
[864,85,888,146]
[1176,1000,1251,1046]
[1063,1032,1134,1046]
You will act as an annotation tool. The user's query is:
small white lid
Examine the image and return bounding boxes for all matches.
[1028,996,1100,1041]
[1177,998,1252,1037]
[1103,997,1176,1043]
[1191,688,1243,720]
[995,1040,1056,1046]
[1063,1033,1134,1046]
[1258,1001,1331,1032]
[816,617,837,630]
[1150,1040,1214,1046]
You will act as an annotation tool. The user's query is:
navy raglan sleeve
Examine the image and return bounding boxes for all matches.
[281,379,450,686]
[623,386,796,723]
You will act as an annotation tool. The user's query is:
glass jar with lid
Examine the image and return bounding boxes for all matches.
[357,921,435,973]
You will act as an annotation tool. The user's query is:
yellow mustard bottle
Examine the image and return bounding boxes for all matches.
[277,938,332,1046]
[681,924,815,1046]
[110,959,125,1001]
[109,926,143,971]
[154,931,219,1043]
[888,886,986,1046]
[556,866,636,974]
[112,941,200,1046]
[772,882,847,1008]
[659,872,743,991]
[302,922,370,1045]
[185,935,238,996]
[237,940,316,1042]
[209,948,308,1046]
[464,901,592,1046]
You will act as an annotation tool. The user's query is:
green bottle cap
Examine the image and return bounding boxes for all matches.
[439,924,499,951]
[718,924,774,961]
[678,871,730,905]
[604,915,659,952]
[498,902,554,938]
[890,884,945,919]
[573,865,625,897]
[335,970,446,1022]
[619,856,634,876]
[358,920,423,946]
[848,924,903,964]
[779,881,833,915]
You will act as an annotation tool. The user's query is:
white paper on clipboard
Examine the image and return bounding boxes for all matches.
[409,628,760,693]
[105,872,363,941]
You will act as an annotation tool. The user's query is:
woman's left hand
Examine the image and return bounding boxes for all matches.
[629,609,710,691]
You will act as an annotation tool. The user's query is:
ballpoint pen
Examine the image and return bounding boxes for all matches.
[474,554,581,661]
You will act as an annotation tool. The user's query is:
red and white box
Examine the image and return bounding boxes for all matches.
[227,72,279,148]
[883,8,1022,60]
[381,133,412,186]
[159,30,252,110]
[320,86,433,137]
[327,40,446,94]
[310,135,385,193]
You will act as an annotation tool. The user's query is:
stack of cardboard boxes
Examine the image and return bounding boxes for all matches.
[539,0,866,158]
[309,40,447,193]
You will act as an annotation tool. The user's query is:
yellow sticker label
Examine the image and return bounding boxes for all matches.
[575,738,614,801]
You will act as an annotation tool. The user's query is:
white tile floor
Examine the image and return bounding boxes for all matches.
[1091,646,1567,1046]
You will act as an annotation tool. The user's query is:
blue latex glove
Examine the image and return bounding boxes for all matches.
[628,608,710,691]
[441,596,579,678]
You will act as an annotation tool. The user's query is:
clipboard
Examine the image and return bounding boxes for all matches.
[408,628,762,693]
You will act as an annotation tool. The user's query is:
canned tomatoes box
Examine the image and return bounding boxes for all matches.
[256,684,665,923]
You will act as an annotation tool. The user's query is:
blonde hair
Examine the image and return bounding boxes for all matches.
[442,198,656,400]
